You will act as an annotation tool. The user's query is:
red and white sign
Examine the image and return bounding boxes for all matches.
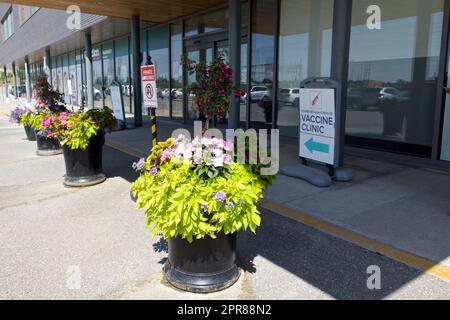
[141,65,158,109]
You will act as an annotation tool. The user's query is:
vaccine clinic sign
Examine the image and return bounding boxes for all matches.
[141,65,158,109]
[299,88,336,165]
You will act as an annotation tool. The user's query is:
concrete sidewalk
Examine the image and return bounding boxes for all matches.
[1,100,450,300]
[105,116,450,273]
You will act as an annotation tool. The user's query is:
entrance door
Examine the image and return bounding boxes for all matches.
[184,31,248,125]
[184,32,229,124]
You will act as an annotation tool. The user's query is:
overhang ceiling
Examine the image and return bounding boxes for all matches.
[5,0,227,23]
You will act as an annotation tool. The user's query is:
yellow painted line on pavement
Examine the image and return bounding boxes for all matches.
[105,139,450,282]
[105,140,147,159]
[260,200,450,282]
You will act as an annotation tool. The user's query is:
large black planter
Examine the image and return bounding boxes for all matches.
[164,233,240,293]
[62,133,106,187]
[36,135,62,156]
[24,125,36,141]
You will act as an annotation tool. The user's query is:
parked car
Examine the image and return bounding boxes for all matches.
[347,87,382,109]
[241,86,270,103]
[378,87,410,104]
[278,88,300,106]
[81,85,103,100]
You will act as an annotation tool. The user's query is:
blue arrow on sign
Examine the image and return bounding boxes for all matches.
[305,138,330,154]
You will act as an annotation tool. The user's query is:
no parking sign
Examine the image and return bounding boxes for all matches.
[141,65,158,109]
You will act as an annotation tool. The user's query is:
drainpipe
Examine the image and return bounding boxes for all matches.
[24,57,32,103]
[85,33,94,110]
[131,15,143,127]
[12,62,18,99]
[228,0,241,130]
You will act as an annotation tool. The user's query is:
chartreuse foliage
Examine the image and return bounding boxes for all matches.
[131,137,275,243]
[131,160,266,243]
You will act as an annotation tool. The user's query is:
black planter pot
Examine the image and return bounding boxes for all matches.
[24,125,36,141]
[62,133,106,187]
[164,233,240,293]
[36,135,62,156]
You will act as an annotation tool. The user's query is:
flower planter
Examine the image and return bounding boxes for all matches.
[164,233,240,293]
[62,132,106,187]
[24,125,36,141]
[36,135,62,156]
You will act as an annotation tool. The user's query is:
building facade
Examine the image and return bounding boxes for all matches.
[1,0,450,168]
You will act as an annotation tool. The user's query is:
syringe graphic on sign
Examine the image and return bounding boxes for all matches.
[312,94,320,107]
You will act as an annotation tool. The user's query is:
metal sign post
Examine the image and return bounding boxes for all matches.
[142,56,158,148]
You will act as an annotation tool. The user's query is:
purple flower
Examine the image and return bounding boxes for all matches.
[215,191,227,202]
[149,167,158,175]
[132,158,146,172]
[136,158,145,170]
[103,128,110,134]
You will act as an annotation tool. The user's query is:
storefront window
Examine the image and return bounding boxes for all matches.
[62,55,70,104]
[75,51,84,107]
[115,37,131,113]
[92,46,103,108]
[277,0,333,137]
[51,57,57,90]
[171,23,183,119]
[57,56,64,96]
[102,42,114,109]
[185,9,228,37]
[149,25,170,117]
[346,0,444,156]
[250,0,277,128]
[68,53,77,106]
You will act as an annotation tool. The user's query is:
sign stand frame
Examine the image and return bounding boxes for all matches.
[281,77,352,187]
[110,80,127,130]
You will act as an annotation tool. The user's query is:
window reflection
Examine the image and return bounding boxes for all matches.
[276,0,333,137]
[103,42,114,109]
[171,23,183,119]
[149,25,170,118]
[115,37,132,113]
[92,46,103,108]
[250,0,277,128]
[346,0,444,154]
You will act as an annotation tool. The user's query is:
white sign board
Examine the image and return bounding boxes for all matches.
[110,83,125,121]
[141,65,158,109]
[299,88,336,165]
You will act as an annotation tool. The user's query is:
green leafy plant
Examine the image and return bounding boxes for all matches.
[131,136,275,243]
[44,107,117,150]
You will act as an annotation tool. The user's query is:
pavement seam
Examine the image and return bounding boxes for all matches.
[259,199,450,283]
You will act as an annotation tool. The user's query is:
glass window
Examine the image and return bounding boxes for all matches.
[57,56,64,95]
[75,51,84,107]
[51,57,58,90]
[149,25,170,117]
[62,55,70,104]
[277,0,334,137]
[68,53,77,106]
[185,9,228,37]
[115,37,132,113]
[102,42,114,109]
[250,0,277,128]
[92,46,103,108]
[18,6,39,26]
[2,10,14,41]
[346,0,444,155]
[171,23,183,119]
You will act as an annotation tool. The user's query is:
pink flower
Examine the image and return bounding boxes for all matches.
[224,140,234,152]
[160,148,175,162]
